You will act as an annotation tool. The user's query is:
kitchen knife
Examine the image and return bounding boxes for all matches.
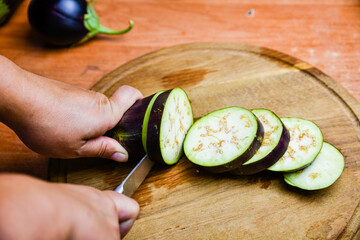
[114,155,154,197]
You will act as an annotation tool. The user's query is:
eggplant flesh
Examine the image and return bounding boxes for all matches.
[146,88,193,165]
[268,117,323,172]
[232,109,290,175]
[284,142,344,190]
[184,107,264,173]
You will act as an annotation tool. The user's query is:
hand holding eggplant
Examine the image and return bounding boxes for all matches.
[0,55,143,161]
[27,0,134,46]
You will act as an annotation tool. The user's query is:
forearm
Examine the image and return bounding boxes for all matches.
[0,56,78,129]
[0,55,44,130]
[0,174,71,240]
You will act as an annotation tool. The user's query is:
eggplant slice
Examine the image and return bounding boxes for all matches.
[268,117,323,172]
[232,109,290,175]
[184,107,264,173]
[146,88,193,165]
[142,90,165,152]
[284,142,344,190]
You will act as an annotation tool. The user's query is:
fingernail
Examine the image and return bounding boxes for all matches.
[111,152,127,162]
[120,219,135,238]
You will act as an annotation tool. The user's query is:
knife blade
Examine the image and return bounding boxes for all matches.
[114,154,154,197]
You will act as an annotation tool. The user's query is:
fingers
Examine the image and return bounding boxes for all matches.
[78,136,128,162]
[104,191,140,239]
[76,86,142,161]
[109,85,143,128]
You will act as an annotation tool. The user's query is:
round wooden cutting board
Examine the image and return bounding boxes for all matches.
[49,43,360,239]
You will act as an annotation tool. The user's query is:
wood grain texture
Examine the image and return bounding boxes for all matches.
[49,43,360,239]
[0,0,359,238]
[0,0,359,179]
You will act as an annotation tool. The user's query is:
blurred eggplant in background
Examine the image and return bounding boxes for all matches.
[27,0,134,47]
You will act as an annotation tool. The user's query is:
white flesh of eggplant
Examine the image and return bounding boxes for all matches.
[244,109,284,165]
[184,107,258,167]
[268,117,323,172]
[284,142,344,190]
[160,88,193,164]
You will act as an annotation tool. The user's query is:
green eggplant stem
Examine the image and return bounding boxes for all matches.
[0,0,10,25]
[75,0,134,46]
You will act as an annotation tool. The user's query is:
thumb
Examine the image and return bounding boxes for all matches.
[79,136,129,162]
[108,85,143,128]
[104,191,140,239]
[78,86,142,161]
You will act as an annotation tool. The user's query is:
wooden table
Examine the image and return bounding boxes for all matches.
[0,0,359,213]
[0,0,359,239]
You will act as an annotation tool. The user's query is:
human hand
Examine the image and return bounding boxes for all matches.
[0,56,143,161]
[0,174,139,239]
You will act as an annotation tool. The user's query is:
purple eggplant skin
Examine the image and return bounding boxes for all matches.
[28,0,89,46]
[231,122,290,175]
[27,0,133,47]
[0,0,23,26]
[106,94,154,162]
[146,90,172,164]
[198,117,265,174]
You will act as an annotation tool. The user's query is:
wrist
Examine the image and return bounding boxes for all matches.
[0,56,52,134]
[0,56,31,128]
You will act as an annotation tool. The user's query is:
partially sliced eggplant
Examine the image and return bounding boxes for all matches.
[184,107,264,173]
[232,109,290,175]
[106,93,158,161]
[284,142,344,190]
[268,117,323,172]
[146,88,193,165]
[142,90,165,152]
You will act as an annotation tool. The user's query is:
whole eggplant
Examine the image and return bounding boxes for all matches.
[0,0,23,26]
[27,0,133,46]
